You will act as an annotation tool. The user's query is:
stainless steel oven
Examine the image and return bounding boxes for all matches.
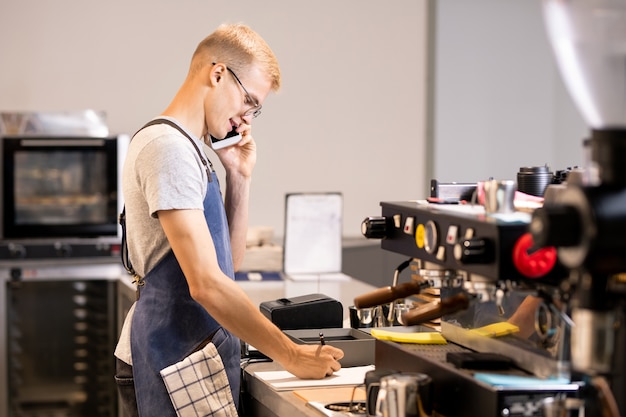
[0,135,127,240]
[0,124,131,416]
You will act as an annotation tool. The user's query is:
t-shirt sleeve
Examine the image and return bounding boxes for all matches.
[133,134,206,217]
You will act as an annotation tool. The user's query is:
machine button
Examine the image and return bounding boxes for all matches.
[393,214,401,229]
[415,224,425,249]
[464,227,475,239]
[361,216,390,239]
[110,244,121,256]
[454,237,492,264]
[446,225,459,245]
[436,245,446,261]
[403,217,415,235]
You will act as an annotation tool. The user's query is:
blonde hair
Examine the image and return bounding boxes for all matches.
[191,23,281,91]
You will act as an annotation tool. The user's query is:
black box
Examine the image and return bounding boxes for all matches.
[260,293,343,330]
[284,328,374,367]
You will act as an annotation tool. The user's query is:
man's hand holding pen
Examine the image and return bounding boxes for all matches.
[281,331,343,379]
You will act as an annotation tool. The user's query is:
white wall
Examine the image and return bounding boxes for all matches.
[432,0,588,184]
[0,0,430,238]
[0,0,588,238]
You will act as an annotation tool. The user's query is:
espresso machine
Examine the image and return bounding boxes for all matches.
[355,1,626,416]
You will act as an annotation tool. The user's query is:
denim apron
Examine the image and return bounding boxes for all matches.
[128,119,241,416]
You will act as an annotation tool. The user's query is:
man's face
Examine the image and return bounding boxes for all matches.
[206,63,272,139]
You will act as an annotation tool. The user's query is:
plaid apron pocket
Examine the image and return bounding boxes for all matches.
[160,342,238,417]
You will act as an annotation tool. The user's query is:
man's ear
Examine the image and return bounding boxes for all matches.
[208,63,226,86]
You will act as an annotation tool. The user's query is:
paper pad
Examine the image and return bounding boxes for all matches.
[253,365,375,391]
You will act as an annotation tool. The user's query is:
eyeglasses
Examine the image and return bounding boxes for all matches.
[213,62,262,118]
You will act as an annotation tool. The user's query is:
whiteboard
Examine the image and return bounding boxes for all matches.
[283,193,343,274]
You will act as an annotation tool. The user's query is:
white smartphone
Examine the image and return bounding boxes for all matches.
[209,127,242,149]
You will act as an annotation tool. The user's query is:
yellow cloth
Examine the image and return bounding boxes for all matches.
[370,329,447,344]
[470,322,519,338]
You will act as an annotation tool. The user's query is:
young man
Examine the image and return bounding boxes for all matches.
[114,23,344,416]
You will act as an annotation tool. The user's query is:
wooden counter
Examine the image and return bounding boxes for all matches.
[240,360,366,417]
[241,361,323,417]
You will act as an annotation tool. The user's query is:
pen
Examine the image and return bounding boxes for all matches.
[319,332,325,346]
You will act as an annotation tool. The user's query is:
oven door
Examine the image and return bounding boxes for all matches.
[1,263,122,417]
[1,136,120,239]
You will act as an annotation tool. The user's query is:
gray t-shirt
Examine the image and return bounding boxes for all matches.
[123,117,211,277]
[115,118,213,364]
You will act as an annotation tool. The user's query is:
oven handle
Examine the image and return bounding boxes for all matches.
[19,139,106,147]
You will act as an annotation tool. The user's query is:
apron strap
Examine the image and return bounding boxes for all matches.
[119,118,214,292]
[138,118,213,180]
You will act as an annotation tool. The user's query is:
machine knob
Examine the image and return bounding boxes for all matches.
[530,205,582,248]
[8,243,26,259]
[512,233,557,279]
[54,242,72,257]
[361,216,390,239]
[454,237,492,264]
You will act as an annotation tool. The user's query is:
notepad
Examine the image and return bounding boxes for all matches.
[253,365,375,391]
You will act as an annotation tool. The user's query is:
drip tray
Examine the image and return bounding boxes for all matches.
[307,401,367,416]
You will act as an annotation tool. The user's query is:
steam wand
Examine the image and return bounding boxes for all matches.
[387,258,413,323]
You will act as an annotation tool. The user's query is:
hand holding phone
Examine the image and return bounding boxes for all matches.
[209,127,242,149]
